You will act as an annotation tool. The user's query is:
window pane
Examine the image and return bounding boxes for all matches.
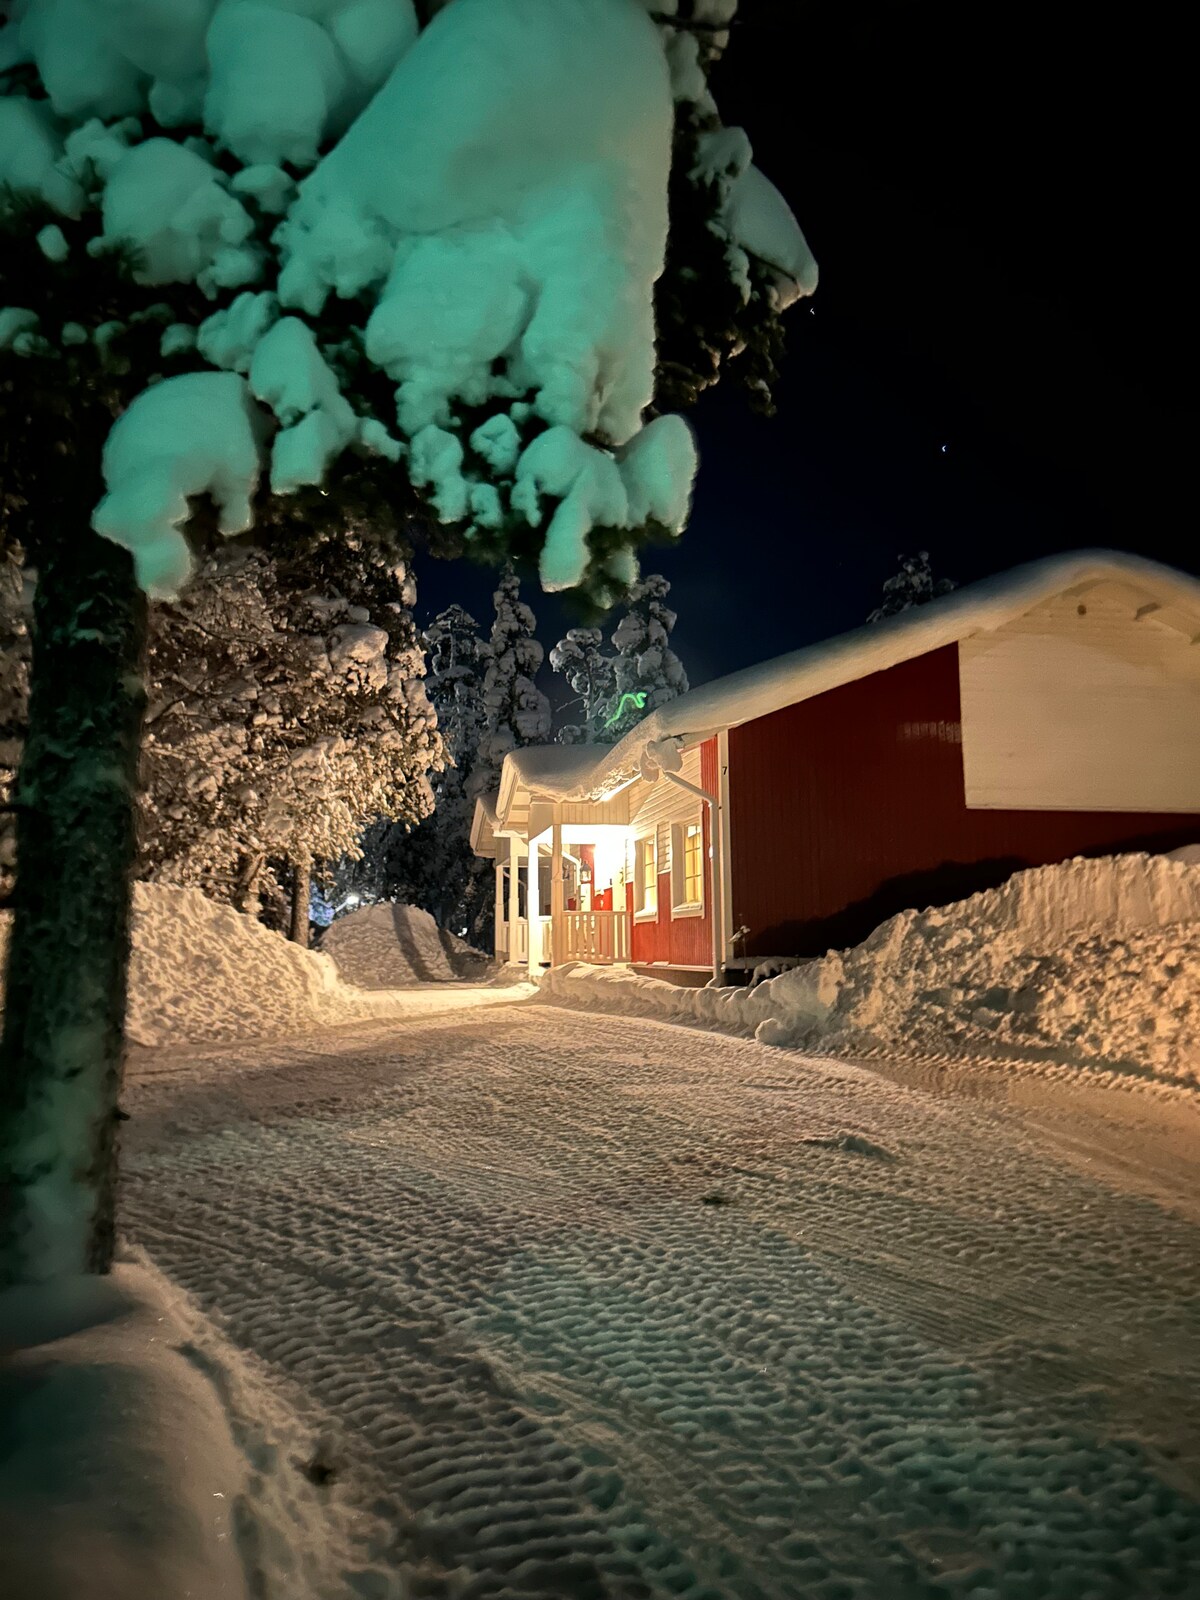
[640,837,656,913]
[683,822,702,904]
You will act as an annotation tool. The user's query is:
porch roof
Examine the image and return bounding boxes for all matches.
[468,792,499,857]
[492,745,617,836]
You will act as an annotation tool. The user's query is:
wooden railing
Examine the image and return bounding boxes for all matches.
[562,909,629,965]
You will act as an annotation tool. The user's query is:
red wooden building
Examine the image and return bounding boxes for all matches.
[472,553,1200,981]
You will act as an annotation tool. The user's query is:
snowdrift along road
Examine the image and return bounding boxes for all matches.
[543,851,1200,1087]
[1,885,521,1048]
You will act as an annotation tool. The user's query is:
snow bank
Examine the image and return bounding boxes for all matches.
[1,884,528,1048]
[322,900,489,988]
[543,853,1200,1087]
[0,1250,403,1600]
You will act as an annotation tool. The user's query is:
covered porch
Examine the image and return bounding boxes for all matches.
[493,823,631,968]
[471,740,726,980]
[470,748,638,971]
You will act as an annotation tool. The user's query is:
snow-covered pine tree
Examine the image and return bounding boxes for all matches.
[421,605,491,779]
[550,627,617,745]
[603,574,689,739]
[472,569,552,799]
[0,0,814,1285]
[364,603,497,941]
[867,551,957,623]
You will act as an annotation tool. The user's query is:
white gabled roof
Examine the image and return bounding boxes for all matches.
[468,791,499,857]
[478,550,1200,832]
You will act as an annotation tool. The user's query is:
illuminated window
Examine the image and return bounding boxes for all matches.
[636,834,657,915]
[682,822,703,905]
[671,818,704,915]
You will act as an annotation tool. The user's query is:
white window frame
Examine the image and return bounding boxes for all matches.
[633,832,658,921]
[670,818,705,918]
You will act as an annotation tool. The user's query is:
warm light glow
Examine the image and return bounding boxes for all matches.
[593,834,627,890]
[682,822,703,905]
[638,835,657,914]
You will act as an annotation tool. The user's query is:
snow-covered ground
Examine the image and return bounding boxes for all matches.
[543,852,1200,1088]
[120,1003,1200,1600]
[3,884,530,1047]
[0,1252,401,1600]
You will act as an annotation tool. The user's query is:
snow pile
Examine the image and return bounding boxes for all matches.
[0,1251,403,1600]
[323,900,488,988]
[543,853,1200,1086]
[2,883,526,1046]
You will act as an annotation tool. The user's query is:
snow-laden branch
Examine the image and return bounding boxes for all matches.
[2,0,814,602]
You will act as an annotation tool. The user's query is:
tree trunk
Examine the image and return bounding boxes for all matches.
[289,851,311,947]
[0,521,147,1288]
[236,851,265,920]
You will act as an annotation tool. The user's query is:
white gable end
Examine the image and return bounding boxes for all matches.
[960,580,1200,813]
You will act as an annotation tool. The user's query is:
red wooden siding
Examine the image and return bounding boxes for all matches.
[629,738,717,968]
[728,645,1200,959]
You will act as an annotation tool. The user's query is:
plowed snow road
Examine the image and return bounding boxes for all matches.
[124,1002,1200,1600]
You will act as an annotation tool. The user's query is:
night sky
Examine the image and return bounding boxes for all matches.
[419,0,1196,697]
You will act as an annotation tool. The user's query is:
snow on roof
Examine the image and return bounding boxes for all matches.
[487,551,1200,822]
[469,790,500,857]
[492,745,614,823]
[504,744,613,793]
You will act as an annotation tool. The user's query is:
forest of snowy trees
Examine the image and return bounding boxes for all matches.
[0,0,816,1287]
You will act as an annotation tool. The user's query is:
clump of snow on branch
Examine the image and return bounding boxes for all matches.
[2,0,812,598]
[91,372,265,594]
[695,124,818,313]
[98,136,262,294]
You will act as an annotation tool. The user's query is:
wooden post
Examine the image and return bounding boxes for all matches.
[494,841,505,961]
[508,835,522,965]
[550,821,564,966]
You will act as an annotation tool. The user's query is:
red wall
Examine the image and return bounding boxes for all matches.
[629,739,717,967]
[728,645,1200,959]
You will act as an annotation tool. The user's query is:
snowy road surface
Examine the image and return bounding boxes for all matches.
[124,1003,1200,1599]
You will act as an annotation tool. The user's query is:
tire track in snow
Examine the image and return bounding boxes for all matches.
[123,1005,1200,1598]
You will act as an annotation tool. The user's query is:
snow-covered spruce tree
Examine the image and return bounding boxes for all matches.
[0,0,814,1285]
[603,573,689,739]
[867,551,957,623]
[472,569,552,802]
[365,603,495,941]
[550,626,617,745]
[141,545,439,944]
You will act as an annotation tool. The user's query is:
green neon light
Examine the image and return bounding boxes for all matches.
[604,690,647,730]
